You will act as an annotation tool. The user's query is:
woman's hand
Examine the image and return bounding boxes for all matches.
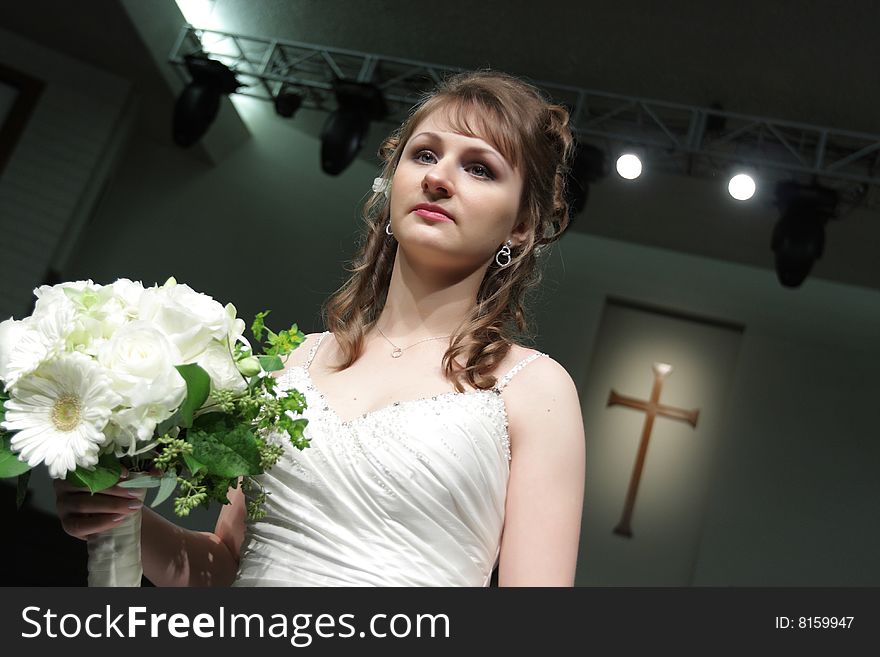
[53,466,152,540]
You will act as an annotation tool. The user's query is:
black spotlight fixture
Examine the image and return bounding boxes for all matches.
[274,86,303,118]
[173,54,244,148]
[565,140,608,218]
[320,79,387,175]
[771,180,838,288]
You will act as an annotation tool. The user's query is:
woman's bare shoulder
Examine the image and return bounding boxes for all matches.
[507,342,545,363]
[496,341,560,392]
[482,342,545,385]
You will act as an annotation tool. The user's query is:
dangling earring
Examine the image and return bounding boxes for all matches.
[386,220,394,236]
[495,240,513,267]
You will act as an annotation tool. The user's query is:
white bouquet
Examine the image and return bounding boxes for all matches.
[0,277,310,586]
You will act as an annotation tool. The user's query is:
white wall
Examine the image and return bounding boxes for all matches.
[0,27,133,318]
[692,332,880,585]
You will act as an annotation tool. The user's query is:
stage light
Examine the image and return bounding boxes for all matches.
[566,141,608,218]
[728,173,756,200]
[616,153,642,180]
[173,54,243,148]
[320,79,387,175]
[321,109,368,175]
[274,86,303,118]
[771,180,838,288]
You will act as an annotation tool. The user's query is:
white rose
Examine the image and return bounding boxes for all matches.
[97,321,188,453]
[97,320,187,411]
[32,279,96,318]
[33,280,117,356]
[195,340,248,398]
[101,278,146,335]
[109,278,146,312]
[138,282,229,362]
[106,405,174,454]
[164,283,229,337]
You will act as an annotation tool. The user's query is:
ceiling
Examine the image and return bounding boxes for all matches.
[1,0,878,292]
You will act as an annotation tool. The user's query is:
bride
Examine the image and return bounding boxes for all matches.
[54,69,586,586]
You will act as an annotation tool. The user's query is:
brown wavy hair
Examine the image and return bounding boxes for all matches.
[320,69,574,392]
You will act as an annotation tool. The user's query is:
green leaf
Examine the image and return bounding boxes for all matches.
[16,470,31,509]
[191,412,230,433]
[117,475,163,489]
[251,310,270,342]
[182,451,207,476]
[257,354,284,372]
[189,425,262,478]
[0,435,31,478]
[149,469,179,508]
[67,453,121,493]
[262,324,306,358]
[232,341,252,360]
[174,363,211,428]
[156,409,183,437]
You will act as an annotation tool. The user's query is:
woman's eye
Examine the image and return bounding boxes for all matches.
[415,150,436,163]
[470,164,493,179]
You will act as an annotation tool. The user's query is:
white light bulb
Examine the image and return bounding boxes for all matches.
[616,153,642,180]
[728,173,756,200]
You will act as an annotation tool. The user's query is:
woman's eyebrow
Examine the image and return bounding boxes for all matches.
[410,131,510,170]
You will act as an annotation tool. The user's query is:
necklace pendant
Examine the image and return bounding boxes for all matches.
[391,347,403,358]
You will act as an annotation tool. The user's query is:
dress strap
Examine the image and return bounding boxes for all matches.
[493,351,549,393]
[305,331,330,371]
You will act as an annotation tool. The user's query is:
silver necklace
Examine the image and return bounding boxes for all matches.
[376,325,451,358]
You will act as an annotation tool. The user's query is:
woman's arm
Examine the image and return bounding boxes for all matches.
[141,482,246,587]
[497,357,586,586]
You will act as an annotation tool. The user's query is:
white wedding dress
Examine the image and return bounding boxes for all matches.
[232,331,548,586]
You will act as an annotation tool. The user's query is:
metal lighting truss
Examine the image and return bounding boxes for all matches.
[169,25,880,201]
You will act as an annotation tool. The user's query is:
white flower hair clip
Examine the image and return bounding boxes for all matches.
[372,176,391,199]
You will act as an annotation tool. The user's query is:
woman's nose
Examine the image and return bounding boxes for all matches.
[422,165,454,196]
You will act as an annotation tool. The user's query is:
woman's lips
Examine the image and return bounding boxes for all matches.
[413,208,454,222]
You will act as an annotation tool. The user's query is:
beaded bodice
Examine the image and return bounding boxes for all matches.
[233,331,548,587]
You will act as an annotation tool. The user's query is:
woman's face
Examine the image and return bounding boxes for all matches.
[389,109,526,269]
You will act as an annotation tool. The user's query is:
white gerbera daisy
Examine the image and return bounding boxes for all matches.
[2,352,122,478]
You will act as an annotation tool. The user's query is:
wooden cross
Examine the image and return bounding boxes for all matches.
[607,362,700,538]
